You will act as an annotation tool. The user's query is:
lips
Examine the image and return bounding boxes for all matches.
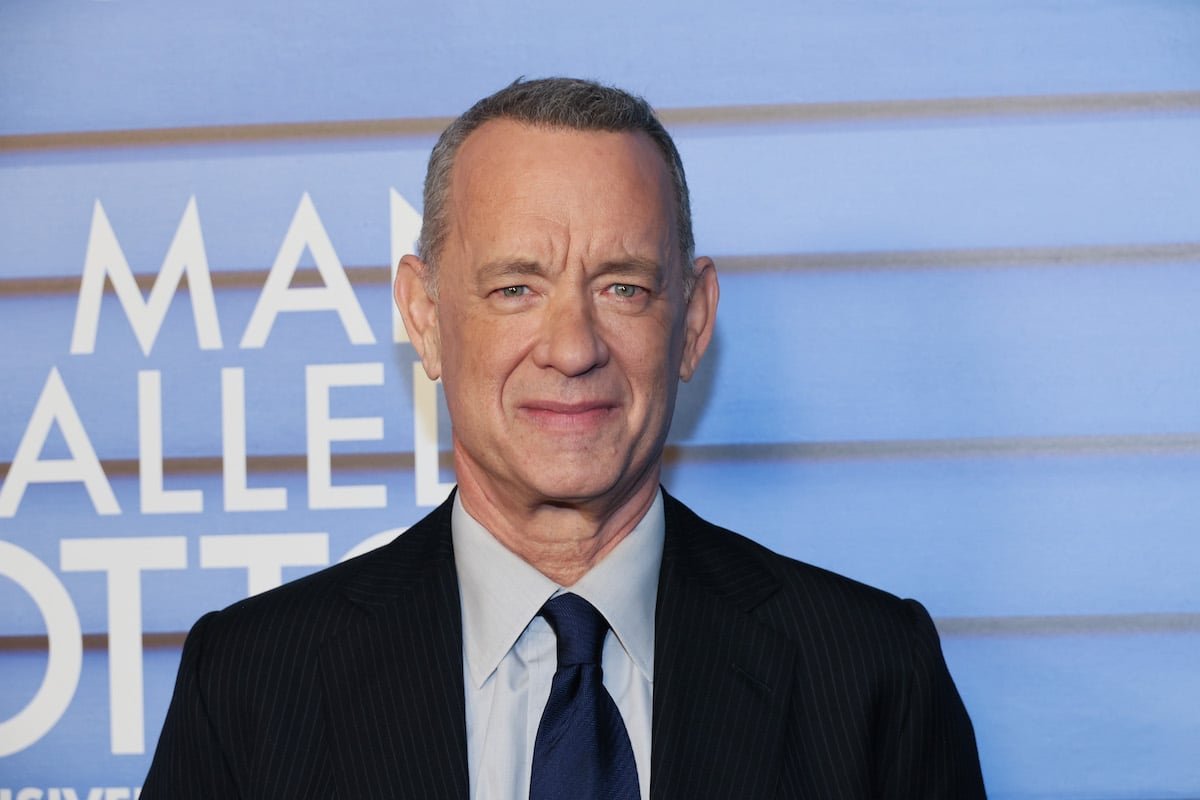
[524,399,615,414]
[518,400,619,431]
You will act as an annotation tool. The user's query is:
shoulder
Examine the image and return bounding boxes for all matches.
[184,496,456,669]
[660,492,985,792]
[147,497,461,786]
[662,491,941,657]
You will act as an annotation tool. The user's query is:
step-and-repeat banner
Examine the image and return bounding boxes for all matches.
[2,2,1199,798]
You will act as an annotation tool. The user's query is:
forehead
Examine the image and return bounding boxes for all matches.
[444,119,676,258]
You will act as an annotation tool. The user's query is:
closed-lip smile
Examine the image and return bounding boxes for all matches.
[519,399,618,429]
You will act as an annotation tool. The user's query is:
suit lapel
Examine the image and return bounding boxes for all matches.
[318,497,470,800]
[651,494,797,799]
[303,491,797,798]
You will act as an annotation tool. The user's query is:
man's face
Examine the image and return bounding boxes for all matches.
[401,119,715,514]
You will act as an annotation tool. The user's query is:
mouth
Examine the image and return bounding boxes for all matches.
[519,400,619,430]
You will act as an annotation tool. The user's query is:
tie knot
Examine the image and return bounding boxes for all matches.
[539,593,609,666]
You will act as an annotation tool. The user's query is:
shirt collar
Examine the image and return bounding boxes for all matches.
[453,489,664,689]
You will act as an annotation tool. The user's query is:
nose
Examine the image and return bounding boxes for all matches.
[532,288,610,377]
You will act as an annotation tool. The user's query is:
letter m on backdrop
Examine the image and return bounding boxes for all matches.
[70,197,222,356]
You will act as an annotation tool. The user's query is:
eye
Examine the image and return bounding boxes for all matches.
[610,283,641,298]
[498,285,529,298]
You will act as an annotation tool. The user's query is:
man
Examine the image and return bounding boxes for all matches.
[143,78,986,798]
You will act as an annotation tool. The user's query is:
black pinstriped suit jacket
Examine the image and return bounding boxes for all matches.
[143,491,986,798]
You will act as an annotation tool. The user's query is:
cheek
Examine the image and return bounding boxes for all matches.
[453,322,530,399]
[618,344,676,404]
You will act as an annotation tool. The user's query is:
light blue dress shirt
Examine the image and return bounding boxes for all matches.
[452,490,663,800]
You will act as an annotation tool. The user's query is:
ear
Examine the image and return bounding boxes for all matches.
[679,256,719,382]
[393,254,443,380]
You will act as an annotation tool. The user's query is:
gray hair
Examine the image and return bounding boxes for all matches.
[418,77,696,297]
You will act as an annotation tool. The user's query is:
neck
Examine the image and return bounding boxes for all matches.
[454,466,661,587]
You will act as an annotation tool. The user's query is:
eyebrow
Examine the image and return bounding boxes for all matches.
[473,256,666,288]
[474,259,548,287]
[597,258,666,288]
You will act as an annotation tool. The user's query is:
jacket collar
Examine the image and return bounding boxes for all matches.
[651,491,797,799]
[312,489,798,800]
[319,493,470,799]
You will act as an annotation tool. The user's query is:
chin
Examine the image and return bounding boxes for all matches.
[525,470,626,506]
[530,461,659,508]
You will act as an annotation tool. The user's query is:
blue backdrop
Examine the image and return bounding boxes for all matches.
[2,1,1199,797]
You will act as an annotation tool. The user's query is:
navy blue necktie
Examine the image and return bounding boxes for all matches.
[529,593,640,800]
